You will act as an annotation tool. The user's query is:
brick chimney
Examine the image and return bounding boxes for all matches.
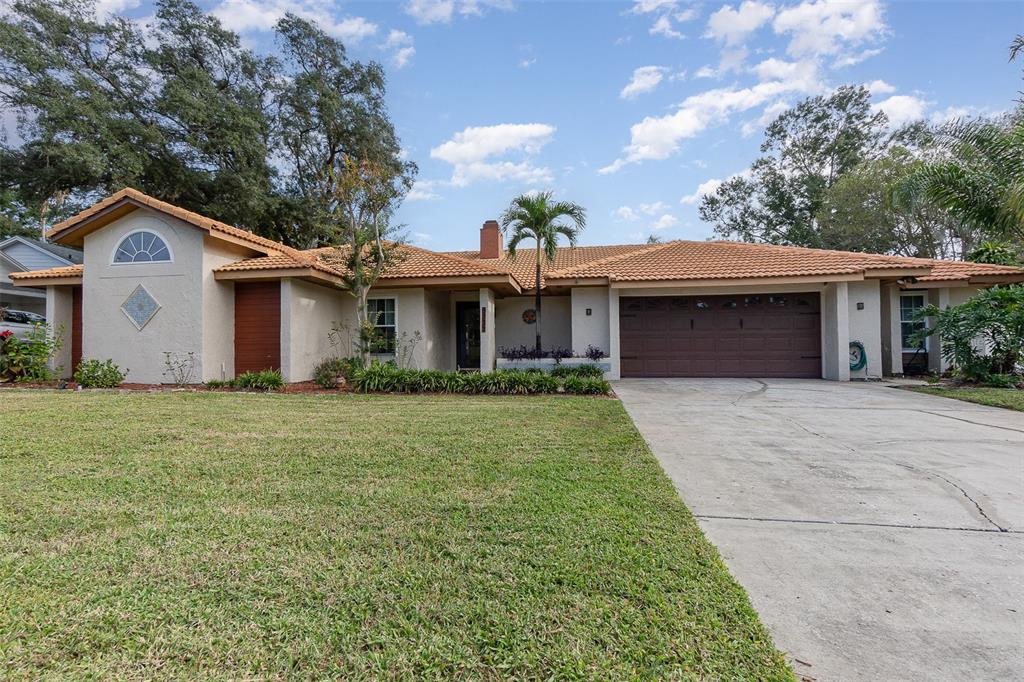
[479,220,503,259]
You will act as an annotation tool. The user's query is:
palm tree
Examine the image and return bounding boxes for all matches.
[895,113,1024,244]
[500,192,586,352]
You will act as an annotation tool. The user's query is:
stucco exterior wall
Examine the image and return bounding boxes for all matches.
[423,289,452,371]
[280,278,353,382]
[45,286,74,378]
[848,279,882,379]
[495,295,571,352]
[200,237,245,382]
[821,282,850,381]
[364,287,430,369]
[82,210,205,384]
[571,287,610,358]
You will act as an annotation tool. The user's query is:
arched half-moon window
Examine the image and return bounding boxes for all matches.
[113,231,172,263]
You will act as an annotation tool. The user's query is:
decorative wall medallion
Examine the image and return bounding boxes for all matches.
[121,284,161,330]
[522,308,537,324]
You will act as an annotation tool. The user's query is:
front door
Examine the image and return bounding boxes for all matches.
[456,301,481,371]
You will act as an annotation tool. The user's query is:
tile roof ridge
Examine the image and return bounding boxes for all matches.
[546,240,680,278]
[398,242,513,276]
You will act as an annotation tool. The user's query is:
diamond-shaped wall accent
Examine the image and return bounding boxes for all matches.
[121,284,161,330]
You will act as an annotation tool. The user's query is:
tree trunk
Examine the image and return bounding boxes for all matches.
[534,255,542,353]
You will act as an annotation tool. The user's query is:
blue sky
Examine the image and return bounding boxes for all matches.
[107,0,1020,250]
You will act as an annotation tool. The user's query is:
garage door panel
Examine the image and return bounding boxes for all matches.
[620,293,821,378]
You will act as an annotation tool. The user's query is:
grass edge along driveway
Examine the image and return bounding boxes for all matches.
[906,385,1024,412]
[0,391,793,680]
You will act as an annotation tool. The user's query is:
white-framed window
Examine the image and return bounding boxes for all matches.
[900,293,927,351]
[112,230,172,264]
[367,298,396,353]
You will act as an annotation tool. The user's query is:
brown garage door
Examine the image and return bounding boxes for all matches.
[620,293,821,378]
[234,281,280,375]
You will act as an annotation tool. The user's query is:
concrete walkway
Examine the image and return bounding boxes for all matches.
[616,378,1024,682]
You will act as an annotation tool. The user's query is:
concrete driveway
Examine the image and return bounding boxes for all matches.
[616,379,1023,682]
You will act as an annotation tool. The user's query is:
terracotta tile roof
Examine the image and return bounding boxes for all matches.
[907,259,1024,282]
[37,189,1024,288]
[48,188,288,257]
[8,264,83,280]
[446,243,664,290]
[215,243,515,284]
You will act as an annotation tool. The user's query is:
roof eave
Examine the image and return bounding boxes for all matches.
[214,267,343,287]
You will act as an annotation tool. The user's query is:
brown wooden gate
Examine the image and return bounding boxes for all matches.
[234,282,280,375]
[71,286,82,373]
[619,293,821,378]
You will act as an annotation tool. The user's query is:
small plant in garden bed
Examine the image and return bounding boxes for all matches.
[313,356,364,389]
[583,344,606,361]
[233,369,284,391]
[0,324,63,383]
[74,359,128,388]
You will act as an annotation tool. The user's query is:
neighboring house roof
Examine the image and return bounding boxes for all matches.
[0,235,82,270]
[13,188,1024,290]
[8,263,84,284]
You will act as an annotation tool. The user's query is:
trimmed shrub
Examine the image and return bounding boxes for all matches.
[74,359,127,388]
[550,364,604,379]
[351,364,610,395]
[313,356,364,388]
[233,369,284,391]
[562,375,613,395]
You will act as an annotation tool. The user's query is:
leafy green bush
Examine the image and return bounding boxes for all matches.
[74,359,127,388]
[562,375,613,395]
[0,324,63,383]
[550,364,605,379]
[351,363,610,395]
[313,356,364,388]
[915,284,1024,383]
[205,379,231,389]
[233,369,284,391]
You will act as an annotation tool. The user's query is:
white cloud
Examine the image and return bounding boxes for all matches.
[680,178,724,205]
[519,58,537,69]
[651,213,678,231]
[873,94,929,128]
[405,0,511,24]
[740,99,790,136]
[211,1,378,43]
[833,47,884,68]
[773,0,887,60]
[407,180,441,201]
[650,15,684,39]
[929,104,1001,125]
[706,2,775,46]
[620,66,669,99]
[385,30,416,68]
[639,201,668,215]
[412,232,434,244]
[431,123,556,187]
[405,0,455,24]
[393,46,416,68]
[865,79,896,95]
[95,0,140,17]
[600,64,821,173]
[631,0,678,14]
[614,206,640,222]
[675,8,699,22]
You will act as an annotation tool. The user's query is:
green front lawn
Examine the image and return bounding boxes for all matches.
[0,391,791,680]
[908,386,1024,412]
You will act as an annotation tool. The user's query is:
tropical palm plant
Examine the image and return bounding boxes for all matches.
[894,112,1024,244]
[500,192,586,352]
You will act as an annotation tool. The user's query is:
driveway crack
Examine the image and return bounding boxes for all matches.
[780,413,1010,533]
[694,513,1022,534]
[731,379,768,405]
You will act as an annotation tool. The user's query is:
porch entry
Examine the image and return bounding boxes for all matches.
[455,301,481,371]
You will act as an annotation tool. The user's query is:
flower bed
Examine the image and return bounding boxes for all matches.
[351,364,612,395]
[496,357,612,377]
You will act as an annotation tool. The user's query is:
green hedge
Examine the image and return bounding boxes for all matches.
[550,364,605,378]
[352,364,611,395]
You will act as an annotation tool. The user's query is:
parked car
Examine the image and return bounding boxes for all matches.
[1,309,44,324]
